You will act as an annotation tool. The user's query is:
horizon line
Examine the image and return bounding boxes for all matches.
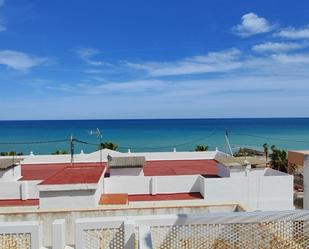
[1,116,309,122]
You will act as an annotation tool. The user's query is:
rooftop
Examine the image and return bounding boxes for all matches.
[39,164,105,185]
[0,199,39,207]
[143,159,218,176]
[21,162,104,181]
[0,158,22,170]
[289,150,309,155]
[216,156,266,168]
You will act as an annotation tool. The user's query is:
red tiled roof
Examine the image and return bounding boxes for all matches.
[0,199,39,207]
[20,162,105,181]
[128,192,203,202]
[39,165,105,185]
[143,159,218,176]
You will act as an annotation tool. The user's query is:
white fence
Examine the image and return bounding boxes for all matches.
[1,210,309,248]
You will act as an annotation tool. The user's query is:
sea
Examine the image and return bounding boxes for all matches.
[1,118,309,155]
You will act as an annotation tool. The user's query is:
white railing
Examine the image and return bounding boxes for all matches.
[75,210,309,249]
[0,221,41,249]
[1,210,309,248]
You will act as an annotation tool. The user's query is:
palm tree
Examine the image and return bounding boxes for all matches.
[98,142,118,151]
[269,145,288,173]
[262,143,269,162]
[195,145,208,151]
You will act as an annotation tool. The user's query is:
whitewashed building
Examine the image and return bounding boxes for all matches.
[0,149,296,248]
[0,149,293,211]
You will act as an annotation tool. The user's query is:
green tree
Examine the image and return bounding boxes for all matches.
[269,145,288,173]
[51,150,68,155]
[263,143,269,162]
[98,142,118,151]
[195,145,208,151]
[0,151,23,156]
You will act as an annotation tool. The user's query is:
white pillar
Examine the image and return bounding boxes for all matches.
[124,219,135,249]
[20,181,28,200]
[53,219,66,249]
[139,225,153,249]
[304,155,309,209]
[151,177,157,195]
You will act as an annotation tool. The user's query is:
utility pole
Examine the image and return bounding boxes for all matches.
[70,135,74,166]
[225,129,233,156]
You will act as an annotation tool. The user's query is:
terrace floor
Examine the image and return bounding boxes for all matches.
[99,192,203,205]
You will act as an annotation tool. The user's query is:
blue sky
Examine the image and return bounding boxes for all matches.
[1,0,309,120]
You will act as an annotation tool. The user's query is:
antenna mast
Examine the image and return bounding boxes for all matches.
[225,129,233,156]
[90,128,103,166]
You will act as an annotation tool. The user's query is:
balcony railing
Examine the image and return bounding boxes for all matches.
[1,210,309,248]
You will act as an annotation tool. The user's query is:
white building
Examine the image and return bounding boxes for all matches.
[0,149,296,248]
[0,149,293,212]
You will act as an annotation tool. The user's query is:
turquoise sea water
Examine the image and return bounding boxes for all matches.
[1,118,309,155]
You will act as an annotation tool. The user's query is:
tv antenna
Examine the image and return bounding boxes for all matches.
[90,128,103,166]
[225,128,233,156]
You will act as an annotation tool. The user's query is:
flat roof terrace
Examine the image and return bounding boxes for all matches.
[20,162,105,181]
[39,165,105,185]
[143,159,218,176]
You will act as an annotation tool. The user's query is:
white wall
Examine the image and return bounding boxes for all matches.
[110,168,143,176]
[94,174,104,205]
[258,175,294,211]
[155,175,200,194]
[26,181,41,199]
[0,165,21,181]
[39,189,97,209]
[203,174,294,211]
[0,180,40,200]
[104,176,151,195]
[0,181,22,199]
[217,163,230,177]
[104,175,203,196]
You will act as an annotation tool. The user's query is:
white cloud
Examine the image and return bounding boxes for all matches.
[126,49,243,76]
[275,27,309,40]
[41,48,309,118]
[232,13,275,37]
[252,42,306,53]
[47,80,164,95]
[76,48,109,66]
[271,53,309,64]
[0,50,47,70]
